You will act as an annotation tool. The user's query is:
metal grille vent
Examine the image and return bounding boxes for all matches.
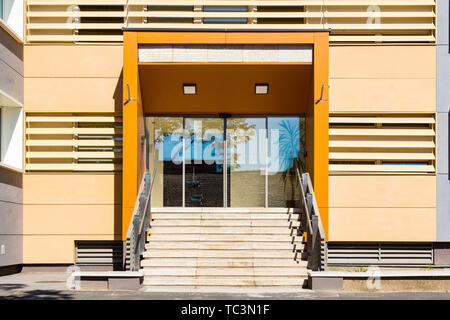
[327,242,433,266]
[75,241,123,266]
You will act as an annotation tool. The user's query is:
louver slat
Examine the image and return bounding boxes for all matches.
[25,113,123,172]
[26,0,436,43]
[329,114,436,174]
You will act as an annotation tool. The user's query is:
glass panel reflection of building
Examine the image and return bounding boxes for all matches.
[146,116,305,208]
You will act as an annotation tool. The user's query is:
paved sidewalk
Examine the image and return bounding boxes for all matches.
[0,272,450,300]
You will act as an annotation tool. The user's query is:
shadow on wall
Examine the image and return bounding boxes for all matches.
[113,69,123,113]
[113,69,123,241]
[0,24,23,61]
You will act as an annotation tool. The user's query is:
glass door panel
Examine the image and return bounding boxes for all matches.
[184,118,224,207]
[227,118,266,207]
[146,117,184,207]
[267,117,304,207]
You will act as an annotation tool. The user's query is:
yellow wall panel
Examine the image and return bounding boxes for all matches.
[329,45,436,114]
[330,45,436,79]
[23,174,122,205]
[329,208,436,242]
[330,176,436,208]
[24,78,122,113]
[330,78,435,113]
[24,45,123,78]
[23,235,118,264]
[23,205,121,235]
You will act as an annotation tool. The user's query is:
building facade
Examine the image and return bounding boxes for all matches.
[0,0,23,274]
[0,0,448,274]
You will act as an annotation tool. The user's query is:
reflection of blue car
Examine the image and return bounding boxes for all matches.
[186,180,200,188]
[191,193,203,206]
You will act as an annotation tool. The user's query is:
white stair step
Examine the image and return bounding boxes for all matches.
[141,267,308,277]
[150,220,292,227]
[147,234,303,242]
[141,258,307,268]
[142,250,299,259]
[145,241,304,250]
[142,277,307,287]
[151,213,299,220]
[148,226,298,234]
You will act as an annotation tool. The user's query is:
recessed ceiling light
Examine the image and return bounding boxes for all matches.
[183,83,197,95]
[255,83,269,95]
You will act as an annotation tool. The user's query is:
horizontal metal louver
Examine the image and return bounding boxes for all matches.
[75,241,123,266]
[329,114,436,174]
[25,113,123,172]
[327,242,433,266]
[26,0,436,43]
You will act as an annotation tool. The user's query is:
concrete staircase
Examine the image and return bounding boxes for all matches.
[141,209,308,290]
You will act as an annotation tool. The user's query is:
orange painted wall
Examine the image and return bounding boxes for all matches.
[123,31,329,240]
[139,64,312,115]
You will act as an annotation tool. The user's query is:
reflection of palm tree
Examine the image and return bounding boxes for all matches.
[279,119,306,201]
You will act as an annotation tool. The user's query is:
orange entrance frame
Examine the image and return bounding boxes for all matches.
[122,31,329,240]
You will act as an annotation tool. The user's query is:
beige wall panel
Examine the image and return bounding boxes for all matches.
[23,174,122,205]
[330,176,436,208]
[24,45,123,78]
[329,208,436,242]
[330,78,435,113]
[330,45,436,79]
[23,204,121,235]
[24,77,122,112]
[23,235,118,264]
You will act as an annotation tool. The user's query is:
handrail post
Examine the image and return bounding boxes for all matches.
[125,169,156,271]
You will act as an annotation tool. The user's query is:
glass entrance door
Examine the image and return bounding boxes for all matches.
[226,118,266,207]
[146,116,304,208]
[184,118,224,207]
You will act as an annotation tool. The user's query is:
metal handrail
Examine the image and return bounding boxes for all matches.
[125,167,157,271]
[297,169,313,236]
[296,169,327,271]
[138,169,156,238]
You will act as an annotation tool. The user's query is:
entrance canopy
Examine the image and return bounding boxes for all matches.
[122,30,329,239]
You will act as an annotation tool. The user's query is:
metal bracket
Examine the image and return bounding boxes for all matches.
[315,84,325,104]
[124,83,133,105]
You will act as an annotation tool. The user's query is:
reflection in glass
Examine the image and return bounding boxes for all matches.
[184,118,224,207]
[146,117,183,207]
[268,117,305,207]
[146,116,306,208]
[227,118,266,207]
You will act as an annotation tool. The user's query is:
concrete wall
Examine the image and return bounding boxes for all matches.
[23,45,123,263]
[0,16,23,268]
[0,166,22,267]
[328,45,437,242]
[436,0,450,243]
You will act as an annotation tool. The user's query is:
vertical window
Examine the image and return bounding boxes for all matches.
[0,107,2,162]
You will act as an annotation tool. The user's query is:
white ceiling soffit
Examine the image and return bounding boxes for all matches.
[138,44,313,63]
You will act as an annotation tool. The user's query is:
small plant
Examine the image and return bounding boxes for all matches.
[354,266,368,272]
[426,263,433,270]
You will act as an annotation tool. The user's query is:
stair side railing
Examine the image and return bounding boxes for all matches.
[125,168,156,271]
[296,169,327,271]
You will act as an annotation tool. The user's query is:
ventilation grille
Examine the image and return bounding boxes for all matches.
[75,241,123,266]
[329,114,436,174]
[25,113,123,172]
[26,0,436,43]
[328,243,434,266]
